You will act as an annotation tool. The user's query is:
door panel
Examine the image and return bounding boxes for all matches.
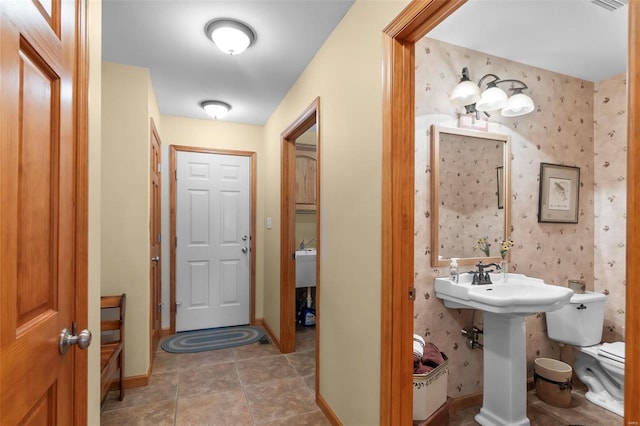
[1,0,81,423]
[176,152,250,331]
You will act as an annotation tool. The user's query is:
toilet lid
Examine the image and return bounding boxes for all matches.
[598,342,625,364]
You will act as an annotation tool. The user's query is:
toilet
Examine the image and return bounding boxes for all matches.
[545,291,624,417]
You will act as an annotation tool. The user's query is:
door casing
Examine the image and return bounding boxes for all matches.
[169,145,257,334]
[150,118,162,358]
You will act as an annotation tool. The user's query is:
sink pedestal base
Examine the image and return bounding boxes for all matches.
[474,313,530,426]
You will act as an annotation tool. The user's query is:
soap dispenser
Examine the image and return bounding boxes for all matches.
[450,258,459,283]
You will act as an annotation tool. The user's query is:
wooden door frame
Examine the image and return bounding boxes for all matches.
[380,1,639,424]
[168,145,257,334]
[149,118,162,362]
[75,0,89,422]
[279,97,321,356]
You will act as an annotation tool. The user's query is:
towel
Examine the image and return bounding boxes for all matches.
[413,341,444,374]
[421,342,445,368]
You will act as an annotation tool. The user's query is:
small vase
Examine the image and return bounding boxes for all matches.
[501,260,509,282]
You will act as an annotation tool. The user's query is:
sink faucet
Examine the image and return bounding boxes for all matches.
[472,260,501,285]
[300,238,317,250]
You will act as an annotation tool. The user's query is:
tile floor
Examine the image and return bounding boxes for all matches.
[100,326,329,426]
[449,382,623,425]
[102,328,623,426]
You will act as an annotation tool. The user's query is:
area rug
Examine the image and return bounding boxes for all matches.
[161,326,265,354]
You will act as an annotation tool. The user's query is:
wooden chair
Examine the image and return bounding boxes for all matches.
[100,294,126,404]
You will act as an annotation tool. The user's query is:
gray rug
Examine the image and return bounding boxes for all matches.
[161,326,265,353]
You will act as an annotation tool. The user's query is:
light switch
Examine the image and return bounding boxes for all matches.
[266,217,272,229]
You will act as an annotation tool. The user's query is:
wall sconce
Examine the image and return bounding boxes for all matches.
[450,67,534,117]
[201,100,231,119]
[205,19,256,55]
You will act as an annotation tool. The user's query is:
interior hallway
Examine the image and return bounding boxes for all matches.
[100,326,328,425]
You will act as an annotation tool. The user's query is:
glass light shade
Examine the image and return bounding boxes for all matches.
[211,26,251,55]
[476,86,508,111]
[202,101,231,119]
[501,93,535,117]
[205,19,256,55]
[450,80,481,107]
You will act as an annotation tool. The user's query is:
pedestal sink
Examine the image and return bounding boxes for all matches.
[435,273,573,426]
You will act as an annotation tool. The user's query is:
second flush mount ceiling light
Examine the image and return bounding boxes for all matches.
[205,18,256,55]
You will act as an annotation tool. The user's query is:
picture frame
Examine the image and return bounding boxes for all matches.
[496,166,504,209]
[538,162,580,223]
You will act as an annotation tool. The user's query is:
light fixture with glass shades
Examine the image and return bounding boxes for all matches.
[201,100,231,119]
[450,67,535,117]
[204,19,256,55]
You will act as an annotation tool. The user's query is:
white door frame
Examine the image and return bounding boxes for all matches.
[169,145,256,334]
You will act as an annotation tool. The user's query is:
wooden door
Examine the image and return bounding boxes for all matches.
[175,151,251,331]
[0,0,87,424]
[150,120,162,353]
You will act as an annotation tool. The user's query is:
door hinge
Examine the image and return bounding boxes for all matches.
[408,287,416,301]
[157,163,161,173]
[157,232,161,243]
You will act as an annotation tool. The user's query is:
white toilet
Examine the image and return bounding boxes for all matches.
[545,291,624,417]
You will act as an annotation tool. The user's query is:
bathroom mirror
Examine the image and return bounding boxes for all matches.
[430,125,510,267]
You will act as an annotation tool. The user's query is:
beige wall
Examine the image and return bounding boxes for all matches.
[295,213,317,248]
[101,62,156,377]
[158,115,265,319]
[262,1,409,423]
[87,0,102,422]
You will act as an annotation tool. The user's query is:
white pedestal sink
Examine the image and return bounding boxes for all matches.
[435,273,573,426]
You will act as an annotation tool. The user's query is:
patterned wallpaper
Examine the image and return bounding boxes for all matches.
[594,74,627,342]
[413,37,604,397]
[437,133,504,259]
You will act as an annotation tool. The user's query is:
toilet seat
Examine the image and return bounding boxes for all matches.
[598,342,625,364]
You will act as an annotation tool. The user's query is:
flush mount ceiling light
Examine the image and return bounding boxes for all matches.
[205,19,256,55]
[450,67,535,118]
[201,100,231,119]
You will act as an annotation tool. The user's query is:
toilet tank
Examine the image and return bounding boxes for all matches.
[545,291,606,346]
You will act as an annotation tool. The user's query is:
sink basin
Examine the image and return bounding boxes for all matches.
[435,273,573,315]
[295,249,316,288]
[435,272,574,426]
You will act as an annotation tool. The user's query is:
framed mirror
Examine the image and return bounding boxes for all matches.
[430,125,510,267]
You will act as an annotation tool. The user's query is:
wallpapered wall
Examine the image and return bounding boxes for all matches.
[413,37,607,397]
[594,74,627,342]
[437,133,505,259]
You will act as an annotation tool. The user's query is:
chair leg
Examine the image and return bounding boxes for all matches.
[118,354,124,401]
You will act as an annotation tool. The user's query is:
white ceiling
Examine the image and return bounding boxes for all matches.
[428,0,628,83]
[102,0,628,125]
[102,0,354,125]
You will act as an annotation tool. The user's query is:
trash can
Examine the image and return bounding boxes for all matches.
[413,353,448,421]
[534,358,573,408]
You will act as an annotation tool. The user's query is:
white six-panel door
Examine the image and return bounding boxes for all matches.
[176,151,251,331]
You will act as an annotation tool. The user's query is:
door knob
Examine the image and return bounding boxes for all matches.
[241,246,248,253]
[59,327,92,355]
[151,256,160,262]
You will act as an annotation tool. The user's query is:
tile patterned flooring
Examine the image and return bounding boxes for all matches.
[100,326,329,425]
[102,326,623,425]
[450,382,624,425]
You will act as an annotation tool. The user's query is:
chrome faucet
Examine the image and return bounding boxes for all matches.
[472,260,501,285]
[299,238,317,250]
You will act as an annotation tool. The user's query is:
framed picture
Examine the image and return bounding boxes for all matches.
[538,162,580,223]
[496,166,504,209]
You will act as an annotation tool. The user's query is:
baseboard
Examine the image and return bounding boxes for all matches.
[449,392,483,413]
[108,374,149,391]
[161,327,171,337]
[254,318,281,352]
[317,393,342,425]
